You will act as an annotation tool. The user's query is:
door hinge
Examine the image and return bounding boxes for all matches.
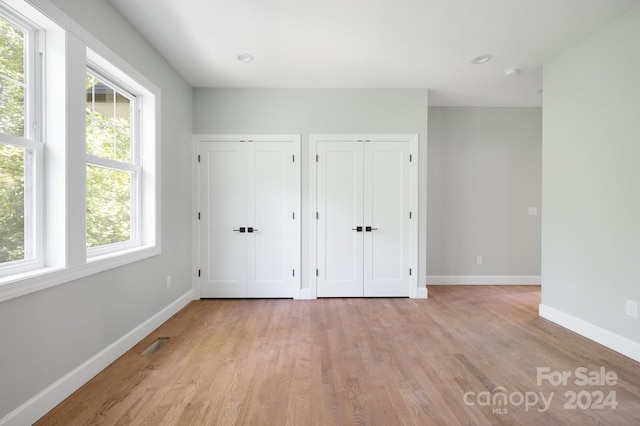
[316,269,319,277]
[292,212,295,220]
[198,212,201,220]
[292,154,295,162]
[409,268,412,276]
[316,212,319,220]
[316,154,319,162]
[197,154,201,162]
[198,269,201,277]
[409,211,412,219]
[409,154,412,162]
[293,269,295,277]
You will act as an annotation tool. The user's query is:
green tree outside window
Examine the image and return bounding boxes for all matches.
[0,17,27,263]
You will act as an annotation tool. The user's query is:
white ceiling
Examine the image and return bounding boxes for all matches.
[108,0,640,106]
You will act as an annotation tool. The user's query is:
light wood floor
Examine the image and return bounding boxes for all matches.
[37,286,640,425]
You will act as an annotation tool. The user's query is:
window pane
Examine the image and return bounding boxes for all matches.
[86,165,132,248]
[0,18,25,137]
[0,79,24,137]
[86,73,132,163]
[0,143,26,263]
[0,18,24,83]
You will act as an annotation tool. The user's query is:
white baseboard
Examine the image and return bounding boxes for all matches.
[417,286,428,299]
[539,304,640,362]
[426,275,540,285]
[296,288,313,300]
[0,290,194,426]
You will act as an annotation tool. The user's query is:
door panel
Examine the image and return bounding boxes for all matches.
[199,142,247,298]
[364,142,411,297]
[247,143,296,297]
[317,141,364,297]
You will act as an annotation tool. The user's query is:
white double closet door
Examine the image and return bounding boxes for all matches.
[197,135,300,298]
[315,136,415,297]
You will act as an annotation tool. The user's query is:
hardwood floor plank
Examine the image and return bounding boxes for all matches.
[35,287,640,425]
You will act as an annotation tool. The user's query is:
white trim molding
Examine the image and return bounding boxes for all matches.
[296,288,313,300]
[417,286,428,299]
[539,304,640,363]
[0,291,193,426]
[426,275,541,285]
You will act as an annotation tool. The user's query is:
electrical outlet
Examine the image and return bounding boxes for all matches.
[166,275,172,289]
[476,255,483,265]
[626,300,637,318]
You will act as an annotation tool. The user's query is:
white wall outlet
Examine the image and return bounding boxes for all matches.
[476,255,483,265]
[166,275,172,289]
[626,300,637,318]
[528,207,538,216]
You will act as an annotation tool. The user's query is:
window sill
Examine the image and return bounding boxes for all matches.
[0,244,160,303]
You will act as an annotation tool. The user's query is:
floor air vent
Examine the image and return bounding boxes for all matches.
[142,337,170,355]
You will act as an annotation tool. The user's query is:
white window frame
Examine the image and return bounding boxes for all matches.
[84,48,159,263]
[0,4,44,277]
[85,66,141,257]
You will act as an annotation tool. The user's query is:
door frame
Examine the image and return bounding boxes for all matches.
[192,134,301,299]
[309,134,419,299]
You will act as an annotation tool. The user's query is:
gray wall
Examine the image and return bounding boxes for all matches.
[427,107,542,277]
[0,0,193,418]
[542,7,640,342]
[193,88,430,289]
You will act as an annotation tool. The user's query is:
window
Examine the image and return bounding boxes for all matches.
[0,1,159,301]
[0,9,43,276]
[84,48,158,263]
[85,70,139,253]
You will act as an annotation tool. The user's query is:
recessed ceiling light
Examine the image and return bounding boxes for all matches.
[471,54,492,64]
[237,53,254,63]
[504,67,520,76]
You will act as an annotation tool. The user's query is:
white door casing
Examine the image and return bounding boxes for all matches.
[196,135,300,298]
[311,134,418,298]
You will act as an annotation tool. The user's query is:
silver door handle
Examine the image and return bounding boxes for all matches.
[233,227,246,233]
[365,226,378,232]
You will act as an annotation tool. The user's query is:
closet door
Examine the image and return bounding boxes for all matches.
[246,142,298,298]
[316,141,364,297]
[198,136,300,298]
[199,141,248,297]
[364,142,411,297]
[314,136,414,298]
